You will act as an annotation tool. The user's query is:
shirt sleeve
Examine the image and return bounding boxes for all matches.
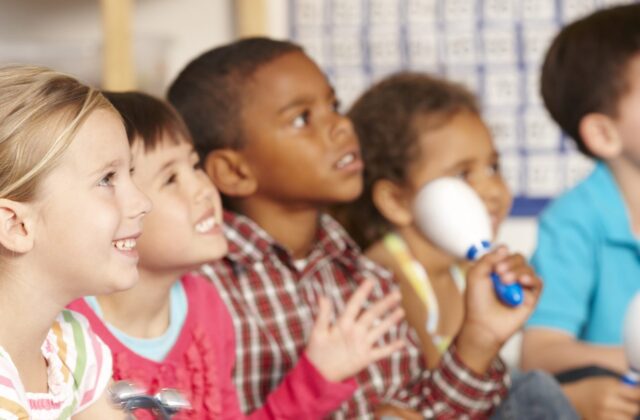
[0,349,30,420]
[60,310,113,415]
[525,196,598,337]
[214,290,357,420]
[247,353,357,420]
[388,343,509,419]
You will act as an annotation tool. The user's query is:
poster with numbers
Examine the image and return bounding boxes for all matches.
[288,0,638,216]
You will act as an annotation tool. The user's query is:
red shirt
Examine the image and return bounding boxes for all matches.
[202,211,509,419]
[68,274,356,419]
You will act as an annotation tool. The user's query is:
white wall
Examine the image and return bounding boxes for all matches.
[498,217,538,258]
[134,0,233,90]
[496,216,538,368]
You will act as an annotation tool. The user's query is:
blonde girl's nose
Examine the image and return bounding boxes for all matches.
[129,182,152,218]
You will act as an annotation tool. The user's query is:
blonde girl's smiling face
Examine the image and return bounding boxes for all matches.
[31,109,151,299]
[131,136,227,274]
[406,110,512,236]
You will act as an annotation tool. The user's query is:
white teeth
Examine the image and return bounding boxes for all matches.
[113,238,136,251]
[336,153,355,169]
[195,216,215,233]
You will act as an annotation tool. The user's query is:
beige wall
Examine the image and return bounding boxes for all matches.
[0,0,539,256]
[0,0,234,94]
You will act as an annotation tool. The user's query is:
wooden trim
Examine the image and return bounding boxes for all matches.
[101,0,135,90]
[234,0,269,37]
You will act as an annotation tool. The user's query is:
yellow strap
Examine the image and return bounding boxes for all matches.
[450,264,467,293]
[384,233,441,337]
[384,233,454,353]
[0,396,30,419]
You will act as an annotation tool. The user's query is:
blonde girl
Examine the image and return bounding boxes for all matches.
[0,66,150,419]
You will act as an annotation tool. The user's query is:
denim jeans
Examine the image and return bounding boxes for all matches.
[490,370,579,420]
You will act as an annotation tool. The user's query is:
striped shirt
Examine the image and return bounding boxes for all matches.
[0,310,112,419]
[202,211,509,419]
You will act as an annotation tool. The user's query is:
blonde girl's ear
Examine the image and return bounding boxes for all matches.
[0,199,35,254]
[204,149,257,198]
[371,179,413,228]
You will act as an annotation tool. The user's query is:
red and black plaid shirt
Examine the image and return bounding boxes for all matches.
[202,211,509,419]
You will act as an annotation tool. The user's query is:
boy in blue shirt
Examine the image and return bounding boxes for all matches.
[522,4,640,418]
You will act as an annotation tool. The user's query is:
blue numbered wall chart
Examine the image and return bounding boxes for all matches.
[288,0,638,216]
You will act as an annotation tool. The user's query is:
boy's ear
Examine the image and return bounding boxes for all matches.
[204,149,257,198]
[0,199,34,254]
[372,179,413,227]
[579,113,623,159]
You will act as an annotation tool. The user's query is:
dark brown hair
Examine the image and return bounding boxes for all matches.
[102,91,192,151]
[336,72,479,249]
[541,3,640,158]
[167,37,303,160]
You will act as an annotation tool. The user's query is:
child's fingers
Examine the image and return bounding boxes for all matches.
[521,275,543,299]
[356,290,401,327]
[312,295,333,333]
[495,258,529,284]
[602,385,640,418]
[494,253,527,275]
[518,271,542,288]
[494,255,541,289]
[616,381,640,402]
[367,339,406,364]
[492,245,510,259]
[340,279,375,325]
[468,246,509,280]
[514,273,542,307]
[365,307,404,346]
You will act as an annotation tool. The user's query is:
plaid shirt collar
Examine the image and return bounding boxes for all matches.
[222,210,361,269]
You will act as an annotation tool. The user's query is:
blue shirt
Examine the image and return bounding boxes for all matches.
[526,162,640,345]
[84,280,187,361]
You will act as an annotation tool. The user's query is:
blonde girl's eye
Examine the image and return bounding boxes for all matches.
[292,110,310,129]
[164,173,177,186]
[98,171,116,187]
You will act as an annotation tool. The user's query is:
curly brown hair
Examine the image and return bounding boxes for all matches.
[336,72,479,249]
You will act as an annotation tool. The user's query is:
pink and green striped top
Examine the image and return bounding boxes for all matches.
[0,310,113,419]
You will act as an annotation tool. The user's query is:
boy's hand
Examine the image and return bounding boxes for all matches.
[458,247,542,373]
[305,279,405,382]
[564,376,640,420]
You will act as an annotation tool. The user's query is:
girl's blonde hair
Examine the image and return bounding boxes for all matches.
[0,65,113,202]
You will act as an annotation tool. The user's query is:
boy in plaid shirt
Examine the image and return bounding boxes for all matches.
[168,37,557,419]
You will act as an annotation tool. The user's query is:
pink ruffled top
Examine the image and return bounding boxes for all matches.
[68,274,356,419]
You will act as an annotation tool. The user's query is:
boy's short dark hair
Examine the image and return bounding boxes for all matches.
[167,37,303,160]
[102,91,191,150]
[335,72,479,248]
[541,3,640,158]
